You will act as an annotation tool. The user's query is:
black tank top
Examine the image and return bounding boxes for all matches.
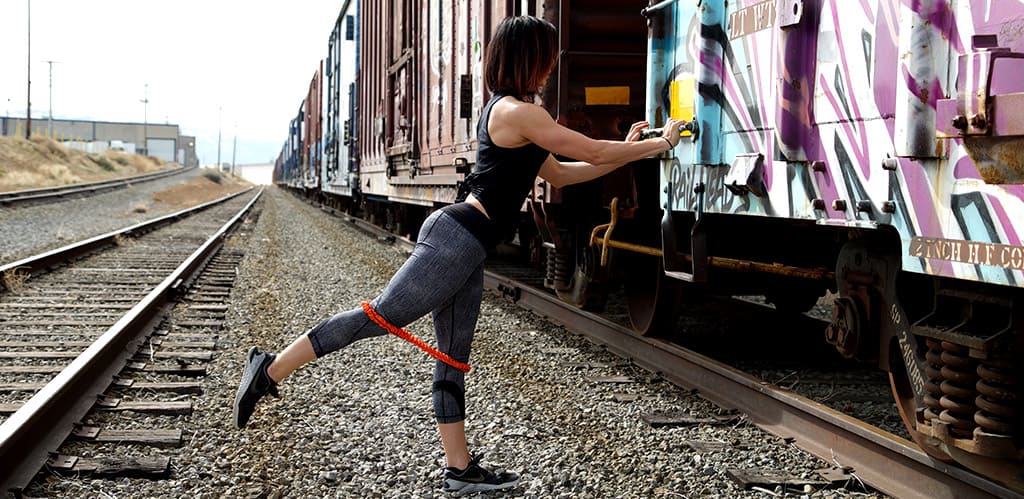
[456,93,549,239]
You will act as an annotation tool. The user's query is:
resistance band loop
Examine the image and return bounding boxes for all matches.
[361,301,472,373]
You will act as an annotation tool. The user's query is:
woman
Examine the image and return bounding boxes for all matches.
[234,15,683,495]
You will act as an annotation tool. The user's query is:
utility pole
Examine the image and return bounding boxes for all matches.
[25,0,31,138]
[140,83,149,155]
[216,106,222,170]
[45,60,58,136]
[231,122,237,175]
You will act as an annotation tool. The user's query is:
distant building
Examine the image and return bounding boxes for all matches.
[0,116,198,167]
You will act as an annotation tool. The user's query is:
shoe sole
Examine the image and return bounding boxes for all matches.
[445,478,519,496]
[233,346,264,429]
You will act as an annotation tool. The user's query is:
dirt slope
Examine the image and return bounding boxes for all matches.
[0,135,173,192]
[0,135,252,204]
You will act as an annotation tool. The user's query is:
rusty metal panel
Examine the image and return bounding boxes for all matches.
[302,64,323,189]
[418,0,489,174]
[359,0,425,200]
[358,0,391,198]
[388,0,416,158]
[542,0,650,140]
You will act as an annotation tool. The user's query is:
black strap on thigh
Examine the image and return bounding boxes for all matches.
[433,380,466,419]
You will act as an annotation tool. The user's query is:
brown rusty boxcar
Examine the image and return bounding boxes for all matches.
[302,64,324,190]
[355,0,650,251]
[358,0,510,215]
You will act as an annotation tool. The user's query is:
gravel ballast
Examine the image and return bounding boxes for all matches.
[24,186,889,498]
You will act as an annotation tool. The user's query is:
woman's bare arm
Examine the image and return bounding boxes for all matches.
[488,98,682,167]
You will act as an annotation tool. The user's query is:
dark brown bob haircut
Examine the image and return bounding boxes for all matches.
[484,16,558,101]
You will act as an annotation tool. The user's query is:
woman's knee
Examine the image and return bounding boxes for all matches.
[432,380,466,422]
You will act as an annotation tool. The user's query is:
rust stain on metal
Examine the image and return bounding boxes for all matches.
[963,137,1024,184]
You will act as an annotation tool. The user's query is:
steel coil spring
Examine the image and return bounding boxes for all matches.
[938,341,979,438]
[975,357,1019,438]
[923,338,945,424]
[546,246,572,290]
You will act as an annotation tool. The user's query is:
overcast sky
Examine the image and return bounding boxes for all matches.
[0,1,345,166]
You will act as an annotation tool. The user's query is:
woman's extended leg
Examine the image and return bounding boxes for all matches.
[234,208,487,428]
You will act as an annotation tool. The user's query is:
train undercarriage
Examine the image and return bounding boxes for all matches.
[561,168,1024,491]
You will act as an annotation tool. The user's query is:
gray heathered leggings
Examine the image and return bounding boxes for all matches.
[306,208,486,424]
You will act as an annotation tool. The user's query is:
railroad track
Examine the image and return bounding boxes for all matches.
[0,187,261,494]
[0,165,193,208]
[316,200,1019,499]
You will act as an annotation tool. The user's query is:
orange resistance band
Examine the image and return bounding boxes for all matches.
[360,301,472,373]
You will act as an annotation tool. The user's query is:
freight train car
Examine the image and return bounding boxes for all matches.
[273,0,1024,492]
[603,0,1023,490]
[302,65,324,191]
[273,104,304,188]
[321,3,359,201]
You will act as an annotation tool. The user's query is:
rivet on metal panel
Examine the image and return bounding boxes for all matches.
[881,157,899,171]
[832,199,848,211]
[881,201,897,213]
[856,200,873,212]
[969,114,988,129]
[812,198,826,210]
[810,160,826,172]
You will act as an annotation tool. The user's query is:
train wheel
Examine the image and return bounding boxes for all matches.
[555,243,609,312]
[624,253,681,336]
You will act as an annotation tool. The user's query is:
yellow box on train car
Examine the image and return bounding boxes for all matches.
[670,78,694,136]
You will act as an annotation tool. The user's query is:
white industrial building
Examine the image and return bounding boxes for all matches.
[0,116,198,167]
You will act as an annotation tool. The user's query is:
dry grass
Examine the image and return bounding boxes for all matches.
[0,134,253,219]
[1,267,31,293]
[0,136,173,192]
[150,172,250,210]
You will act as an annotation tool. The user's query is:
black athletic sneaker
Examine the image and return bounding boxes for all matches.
[442,455,520,495]
[233,346,279,429]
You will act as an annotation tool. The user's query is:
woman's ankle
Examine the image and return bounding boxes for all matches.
[266,361,285,384]
[445,453,471,470]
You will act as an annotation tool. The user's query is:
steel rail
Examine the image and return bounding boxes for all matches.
[480,271,1019,499]
[0,188,262,494]
[0,186,253,290]
[0,165,194,207]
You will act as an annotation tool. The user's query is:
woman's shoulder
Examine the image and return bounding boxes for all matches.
[492,97,548,124]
